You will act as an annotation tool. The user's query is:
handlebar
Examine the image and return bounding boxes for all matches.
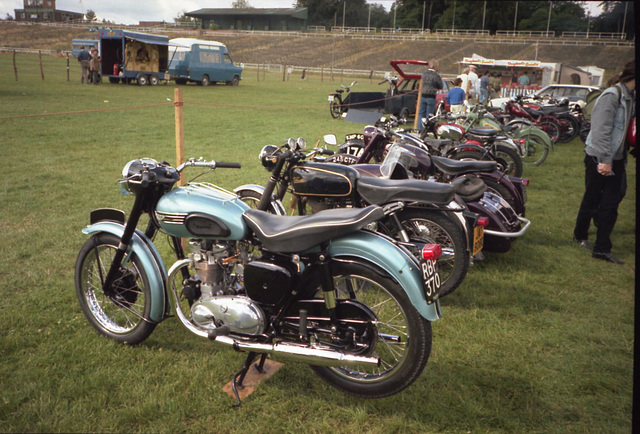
[176,158,242,173]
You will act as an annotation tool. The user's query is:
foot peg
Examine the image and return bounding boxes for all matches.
[208,325,230,340]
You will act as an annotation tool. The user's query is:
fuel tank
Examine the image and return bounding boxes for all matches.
[155,183,249,240]
[291,161,359,199]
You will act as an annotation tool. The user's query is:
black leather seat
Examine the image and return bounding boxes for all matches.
[431,155,497,176]
[357,176,455,206]
[243,205,384,253]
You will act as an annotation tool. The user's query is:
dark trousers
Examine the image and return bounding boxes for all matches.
[573,153,626,253]
[417,97,436,131]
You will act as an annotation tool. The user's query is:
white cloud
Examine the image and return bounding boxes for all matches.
[1,0,296,24]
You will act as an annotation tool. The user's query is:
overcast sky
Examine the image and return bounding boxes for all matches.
[1,0,603,25]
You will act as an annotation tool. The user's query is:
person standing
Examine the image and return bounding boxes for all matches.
[77,45,91,84]
[446,77,466,113]
[457,67,470,102]
[573,60,635,264]
[418,59,443,132]
[467,65,479,103]
[518,71,530,87]
[479,72,490,104]
[89,47,100,85]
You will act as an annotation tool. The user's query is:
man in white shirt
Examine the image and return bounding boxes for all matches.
[467,64,480,103]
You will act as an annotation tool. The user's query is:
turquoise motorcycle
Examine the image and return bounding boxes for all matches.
[74,156,444,405]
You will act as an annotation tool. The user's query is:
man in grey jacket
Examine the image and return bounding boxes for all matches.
[573,60,635,264]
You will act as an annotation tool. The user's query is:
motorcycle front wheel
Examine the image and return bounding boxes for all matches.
[310,260,432,398]
[75,233,155,345]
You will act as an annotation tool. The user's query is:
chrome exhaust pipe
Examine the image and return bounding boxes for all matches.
[167,259,379,368]
[212,335,381,367]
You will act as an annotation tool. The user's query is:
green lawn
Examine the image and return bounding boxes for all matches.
[0,53,635,433]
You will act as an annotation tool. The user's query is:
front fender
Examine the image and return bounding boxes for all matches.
[82,222,168,323]
[234,184,287,215]
[328,230,442,322]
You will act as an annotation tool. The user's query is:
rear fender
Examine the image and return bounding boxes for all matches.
[81,221,168,323]
[327,230,442,321]
[513,125,554,151]
[447,142,485,157]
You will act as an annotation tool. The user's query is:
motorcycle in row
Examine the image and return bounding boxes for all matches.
[74,156,447,405]
[325,116,529,216]
[236,137,483,298]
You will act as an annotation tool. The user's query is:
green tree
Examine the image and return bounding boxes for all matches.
[232,0,253,8]
[85,9,97,22]
[592,1,634,38]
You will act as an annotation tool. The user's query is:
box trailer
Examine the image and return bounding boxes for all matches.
[99,29,170,85]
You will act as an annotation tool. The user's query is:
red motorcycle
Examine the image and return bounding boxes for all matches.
[499,95,562,144]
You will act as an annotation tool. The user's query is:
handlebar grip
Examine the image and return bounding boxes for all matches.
[140,170,150,187]
[215,161,242,169]
[319,148,335,156]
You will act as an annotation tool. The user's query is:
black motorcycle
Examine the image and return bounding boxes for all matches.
[235,138,484,298]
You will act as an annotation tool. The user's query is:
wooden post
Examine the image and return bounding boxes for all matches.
[257,64,259,82]
[282,64,286,82]
[174,88,185,186]
[66,53,70,81]
[13,50,18,81]
[321,67,324,82]
[413,79,423,130]
[39,51,45,81]
[262,64,265,81]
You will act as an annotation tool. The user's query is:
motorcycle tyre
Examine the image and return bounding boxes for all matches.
[481,177,518,211]
[75,233,155,345]
[330,97,342,119]
[521,134,549,166]
[452,148,523,177]
[538,118,561,144]
[556,113,579,143]
[237,189,284,215]
[395,209,469,298]
[310,261,432,398]
[493,144,523,178]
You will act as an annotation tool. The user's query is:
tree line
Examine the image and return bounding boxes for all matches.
[294,1,634,38]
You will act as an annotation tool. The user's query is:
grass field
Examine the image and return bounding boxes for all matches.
[0,53,635,432]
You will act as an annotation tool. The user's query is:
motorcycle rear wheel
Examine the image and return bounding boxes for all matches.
[492,144,523,177]
[329,96,343,119]
[75,233,155,345]
[394,209,469,298]
[310,260,431,398]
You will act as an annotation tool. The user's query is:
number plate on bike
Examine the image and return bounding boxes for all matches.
[472,226,484,256]
[328,95,334,102]
[421,258,441,304]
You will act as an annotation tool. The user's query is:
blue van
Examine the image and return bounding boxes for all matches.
[169,38,243,86]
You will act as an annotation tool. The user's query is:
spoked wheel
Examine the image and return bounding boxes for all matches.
[236,189,285,215]
[310,260,431,398]
[75,233,155,345]
[556,114,579,143]
[492,144,523,177]
[330,96,343,119]
[392,209,469,298]
[520,135,550,166]
[538,118,561,144]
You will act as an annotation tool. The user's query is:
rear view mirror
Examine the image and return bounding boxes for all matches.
[323,134,337,146]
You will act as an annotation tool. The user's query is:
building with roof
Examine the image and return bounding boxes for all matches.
[14,0,83,22]
[185,8,308,31]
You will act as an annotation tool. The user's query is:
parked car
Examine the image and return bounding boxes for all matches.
[489,84,599,109]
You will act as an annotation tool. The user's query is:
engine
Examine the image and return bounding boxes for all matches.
[175,240,267,335]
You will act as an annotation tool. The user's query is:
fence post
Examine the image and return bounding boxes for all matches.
[13,50,18,81]
[174,88,185,187]
[321,67,324,82]
[414,80,423,130]
[39,51,45,81]
[282,64,286,82]
[66,53,70,81]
